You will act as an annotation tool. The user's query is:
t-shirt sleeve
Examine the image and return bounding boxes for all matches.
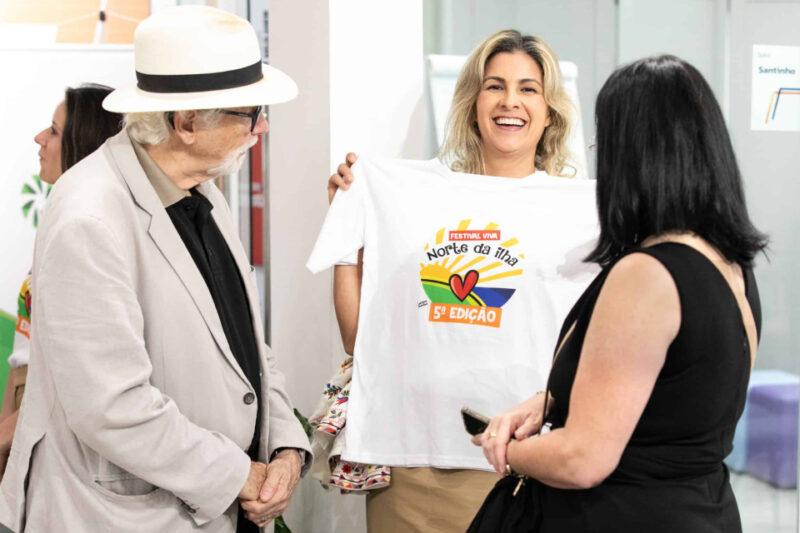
[306,161,367,274]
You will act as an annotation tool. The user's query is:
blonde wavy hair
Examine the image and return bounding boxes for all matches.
[440,30,574,176]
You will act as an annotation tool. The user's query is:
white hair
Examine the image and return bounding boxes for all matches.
[124,109,224,145]
[208,136,258,178]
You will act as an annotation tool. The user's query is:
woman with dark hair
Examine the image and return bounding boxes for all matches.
[471,55,767,532]
[0,84,122,475]
[34,84,122,184]
[60,84,124,174]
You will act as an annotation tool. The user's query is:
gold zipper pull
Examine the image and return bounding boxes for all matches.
[512,476,525,497]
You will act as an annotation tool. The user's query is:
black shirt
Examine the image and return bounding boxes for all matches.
[166,191,262,533]
[166,190,262,458]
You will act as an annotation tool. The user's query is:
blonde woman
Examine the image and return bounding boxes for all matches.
[328,30,573,201]
[313,30,595,532]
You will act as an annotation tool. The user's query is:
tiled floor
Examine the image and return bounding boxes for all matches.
[732,472,797,532]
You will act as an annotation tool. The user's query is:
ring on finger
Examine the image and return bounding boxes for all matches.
[489,431,497,439]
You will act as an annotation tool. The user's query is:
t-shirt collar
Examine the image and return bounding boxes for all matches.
[432,157,548,189]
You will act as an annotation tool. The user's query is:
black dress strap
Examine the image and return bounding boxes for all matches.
[633,242,761,342]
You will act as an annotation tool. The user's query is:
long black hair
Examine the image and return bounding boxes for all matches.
[61,84,123,172]
[586,55,768,267]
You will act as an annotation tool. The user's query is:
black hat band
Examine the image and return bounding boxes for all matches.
[136,60,263,94]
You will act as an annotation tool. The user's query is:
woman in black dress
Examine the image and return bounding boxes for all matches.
[471,55,768,532]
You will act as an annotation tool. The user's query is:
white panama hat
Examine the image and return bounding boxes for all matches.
[103,5,297,113]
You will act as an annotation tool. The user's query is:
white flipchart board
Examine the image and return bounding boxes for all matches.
[426,54,589,178]
[0,45,135,319]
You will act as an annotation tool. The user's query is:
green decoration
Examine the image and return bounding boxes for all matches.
[294,408,313,438]
[20,174,50,228]
[0,310,16,412]
[274,516,291,533]
[21,199,34,218]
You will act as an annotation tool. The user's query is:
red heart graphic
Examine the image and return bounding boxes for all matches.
[450,270,479,302]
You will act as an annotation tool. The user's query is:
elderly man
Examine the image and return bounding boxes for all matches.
[0,6,310,532]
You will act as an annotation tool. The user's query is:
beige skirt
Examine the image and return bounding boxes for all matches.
[366,467,499,533]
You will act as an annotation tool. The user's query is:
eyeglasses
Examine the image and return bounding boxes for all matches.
[164,106,264,132]
[220,105,263,132]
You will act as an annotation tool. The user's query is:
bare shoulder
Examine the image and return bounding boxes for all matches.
[605,252,676,296]
[596,252,681,338]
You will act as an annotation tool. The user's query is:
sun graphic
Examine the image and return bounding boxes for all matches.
[21,174,50,228]
[419,219,524,308]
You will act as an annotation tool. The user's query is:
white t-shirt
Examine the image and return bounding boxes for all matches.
[307,157,599,470]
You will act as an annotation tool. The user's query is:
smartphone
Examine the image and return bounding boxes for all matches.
[461,406,491,436]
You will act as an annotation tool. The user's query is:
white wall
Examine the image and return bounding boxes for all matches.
[617,0,727,108]
[268,0,333,409]
[268,2,428,531]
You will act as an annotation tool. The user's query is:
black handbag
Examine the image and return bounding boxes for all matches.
[466,473,543,532]
[467,391,551,533]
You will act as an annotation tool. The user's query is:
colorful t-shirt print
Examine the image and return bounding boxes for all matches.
[307,157,599,470]
[421,220,523,328]
[8,274,32,368]
[16,275,31,339]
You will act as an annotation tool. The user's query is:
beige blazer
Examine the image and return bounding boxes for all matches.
[0,131,311,532]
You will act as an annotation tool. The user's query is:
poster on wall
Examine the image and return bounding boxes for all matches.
[0,46,134,363]
[751,44,800,132]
